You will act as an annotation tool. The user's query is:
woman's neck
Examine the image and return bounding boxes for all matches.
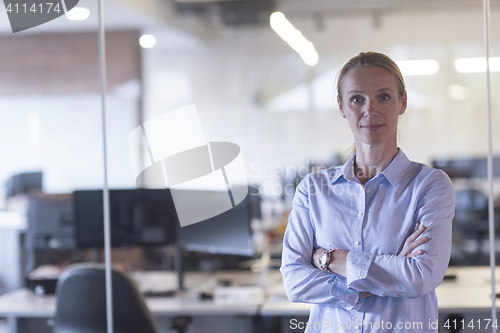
[353,143,398,185]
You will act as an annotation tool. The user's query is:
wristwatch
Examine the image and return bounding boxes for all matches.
[319,248,336,273]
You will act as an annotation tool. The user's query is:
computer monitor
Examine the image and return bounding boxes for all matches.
[5,171,42,198]
[74,189,177,248]
[432,157,500,178]
[176,188,256,257]
[26,193,75,251]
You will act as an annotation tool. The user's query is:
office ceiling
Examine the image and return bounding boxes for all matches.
[166,0,494,26]
[105,0,496,43]
[275,0,492,14]
[170,0,495,18]
[0,0,491,35]
[0,0,495,48]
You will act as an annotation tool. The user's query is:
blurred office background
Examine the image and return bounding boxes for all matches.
[1,0,500,332]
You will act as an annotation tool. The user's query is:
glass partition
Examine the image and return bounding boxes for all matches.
[0,0,499,332]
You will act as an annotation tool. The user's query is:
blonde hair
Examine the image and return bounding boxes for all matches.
[336,51,405,102]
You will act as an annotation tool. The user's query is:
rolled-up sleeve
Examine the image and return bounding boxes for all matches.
[345,170,455,298]
[280,175,361,309]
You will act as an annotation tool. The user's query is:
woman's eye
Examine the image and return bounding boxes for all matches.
[380,95,390,101]
[351,96,362,103]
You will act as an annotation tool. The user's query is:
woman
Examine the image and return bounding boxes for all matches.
[280,51,455,333]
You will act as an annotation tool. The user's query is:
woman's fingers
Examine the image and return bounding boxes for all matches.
[406,250,424,258]
[404,235,429,254]
[398,223,429,257]
[405,224,425,244]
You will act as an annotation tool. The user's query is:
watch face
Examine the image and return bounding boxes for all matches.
[319,253,326,266]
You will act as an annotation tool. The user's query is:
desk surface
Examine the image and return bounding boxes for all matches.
[0,270,264,319]
[0,288,260,317]
[2,266,500,319]
[435,266,500,312]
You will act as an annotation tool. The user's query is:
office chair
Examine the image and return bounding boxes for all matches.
[53,263,157,333]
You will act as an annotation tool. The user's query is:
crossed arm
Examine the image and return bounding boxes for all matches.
[311,222,429,299]
[280,170,455,307]
[313,221,429,276]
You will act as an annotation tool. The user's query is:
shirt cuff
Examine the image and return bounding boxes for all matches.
[329,274,360,309]
[346,250,375,287]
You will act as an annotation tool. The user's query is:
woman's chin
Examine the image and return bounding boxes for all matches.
[357,137,394,148]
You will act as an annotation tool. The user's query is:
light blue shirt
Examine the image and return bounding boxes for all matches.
[280,149,455,333]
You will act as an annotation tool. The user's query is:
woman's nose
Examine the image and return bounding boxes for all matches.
[363,99,379,116]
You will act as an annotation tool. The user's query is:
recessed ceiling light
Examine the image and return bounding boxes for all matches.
[270,12,319,67]
[139,34,157,49]
[66,7,90,21]
[395,59,440,76]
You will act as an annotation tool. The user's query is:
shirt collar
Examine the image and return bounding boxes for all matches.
[329,152,356,184]
[329,148,410,188]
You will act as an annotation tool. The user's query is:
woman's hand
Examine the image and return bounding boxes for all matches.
[312,248,325,270]
[398,222,429,258]
[312,248,348,277]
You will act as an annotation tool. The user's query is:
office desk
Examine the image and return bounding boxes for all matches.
[436,266,498,313]
[0,271,262,333]
[3,267,500,333]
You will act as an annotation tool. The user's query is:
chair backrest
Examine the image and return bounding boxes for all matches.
[53,263,157,333]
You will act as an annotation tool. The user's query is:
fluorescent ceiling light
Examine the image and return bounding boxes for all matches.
[454,57,500,73]
[66,7,90,21]
[139,34,157,48]
[270,12,319,67]
[395,59,440,76]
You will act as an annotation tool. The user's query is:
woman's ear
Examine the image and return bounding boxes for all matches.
[337,95,346,118]
[400,90,408,115]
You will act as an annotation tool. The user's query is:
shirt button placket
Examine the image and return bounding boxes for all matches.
[355,185,365,251]
[354,313,363,332]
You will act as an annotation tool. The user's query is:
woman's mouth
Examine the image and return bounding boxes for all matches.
[362,124,384,131]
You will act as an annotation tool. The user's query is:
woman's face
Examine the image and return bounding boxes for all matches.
[337,66,407,149]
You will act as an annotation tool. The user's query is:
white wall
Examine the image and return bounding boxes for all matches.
[0,94,138,194]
